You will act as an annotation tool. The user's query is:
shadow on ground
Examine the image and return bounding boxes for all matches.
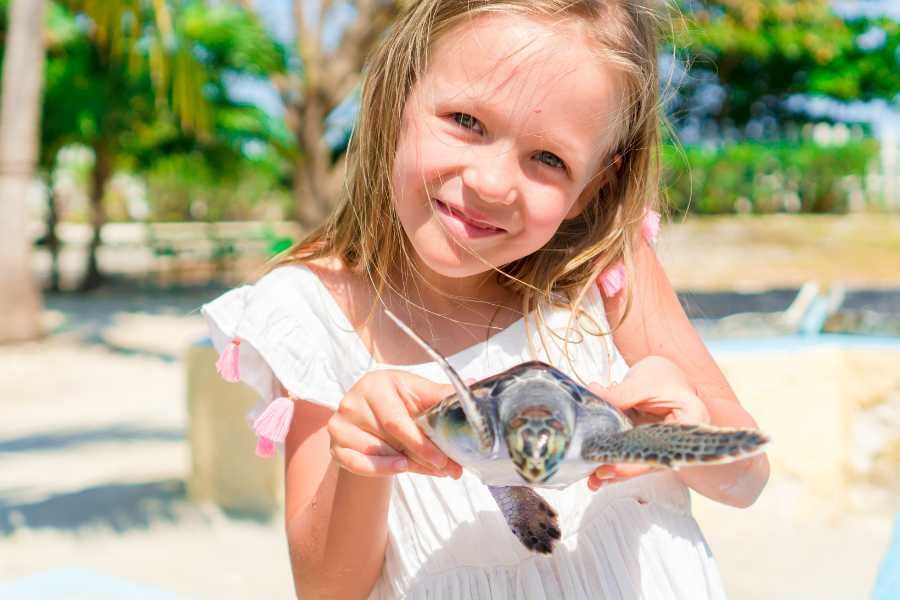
[0,478,189,535]
[0,425,184,454]
[43,279,227,362]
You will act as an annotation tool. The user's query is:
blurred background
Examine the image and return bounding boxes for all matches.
[0,0,898,598]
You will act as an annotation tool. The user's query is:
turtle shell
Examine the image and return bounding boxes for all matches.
[417,361,630,489]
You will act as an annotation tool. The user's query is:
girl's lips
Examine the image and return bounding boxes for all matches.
[432,199,506,238]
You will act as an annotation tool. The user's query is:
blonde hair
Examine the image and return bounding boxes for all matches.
[269,0,665,335]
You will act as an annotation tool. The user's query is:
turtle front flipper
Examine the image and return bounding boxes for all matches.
[488,485,561,554]
[581,423,769,468]
[384,309,494,454]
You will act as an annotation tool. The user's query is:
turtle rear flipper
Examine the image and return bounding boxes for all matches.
[581,423,769,468]
[489,485,561,554]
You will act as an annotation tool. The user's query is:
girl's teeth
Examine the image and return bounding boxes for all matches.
[438,200,501,231]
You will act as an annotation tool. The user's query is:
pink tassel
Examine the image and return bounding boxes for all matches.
[252,396,295,458]
[256,437,276,458]
[215,338,241,383]
[599,262,626,297]
[641,208,661,244]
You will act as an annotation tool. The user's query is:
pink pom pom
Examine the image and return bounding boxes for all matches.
[215,339,241,383]
[599,262,626,297]
[641,208,661,244]
[596,209,660,297]
[255,437,276,458]
[252,396,295,458]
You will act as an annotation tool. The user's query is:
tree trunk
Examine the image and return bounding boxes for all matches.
[80,138,110,291]
[283,0,399,230]
[45,186,61,292]
[0,0,46,343]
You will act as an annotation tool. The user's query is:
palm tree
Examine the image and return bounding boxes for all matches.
[279,0,400,226]
[0,0,46,342]
[53,0,286,289]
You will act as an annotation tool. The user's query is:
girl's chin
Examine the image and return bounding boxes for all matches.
[409,237,499,280]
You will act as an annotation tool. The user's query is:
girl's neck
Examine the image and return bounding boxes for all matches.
[385,260,521,321]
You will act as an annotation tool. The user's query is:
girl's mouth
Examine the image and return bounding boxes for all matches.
[432,199,506,238]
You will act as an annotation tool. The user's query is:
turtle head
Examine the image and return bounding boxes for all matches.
[504,406,572,484]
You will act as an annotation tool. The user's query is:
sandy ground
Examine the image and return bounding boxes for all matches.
[1,286,894,599]
[6,213,899,598]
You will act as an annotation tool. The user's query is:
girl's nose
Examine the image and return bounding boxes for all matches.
[461,155,519,206]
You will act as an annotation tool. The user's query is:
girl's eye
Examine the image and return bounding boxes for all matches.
[451,112,484,134]
[535,150,566,171]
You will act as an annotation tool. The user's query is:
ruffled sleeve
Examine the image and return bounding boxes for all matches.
[201,265,369,416]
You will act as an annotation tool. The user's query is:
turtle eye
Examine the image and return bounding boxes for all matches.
[508,417,527,430]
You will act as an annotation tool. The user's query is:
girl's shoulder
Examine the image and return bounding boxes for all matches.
[200,255,373,410]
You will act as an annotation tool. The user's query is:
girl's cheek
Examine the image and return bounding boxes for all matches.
[523,191,573,229]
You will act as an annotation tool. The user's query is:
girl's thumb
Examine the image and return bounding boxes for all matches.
[588,382,626,409]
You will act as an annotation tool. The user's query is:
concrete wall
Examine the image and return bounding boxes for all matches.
[186,345,283,516]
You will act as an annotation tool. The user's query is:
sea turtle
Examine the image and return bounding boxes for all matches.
[384,310,770,554]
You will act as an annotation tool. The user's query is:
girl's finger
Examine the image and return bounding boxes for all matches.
[588,464,657,490]
[589,356,691,412]
[328,417,401,457]
[404,459,453,478]
[593,463,656,479]
[370,395,451,473]
[331,446,409,477]
[329,421,453,479]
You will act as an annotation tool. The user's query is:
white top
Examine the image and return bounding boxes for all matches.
[202,265,727,600]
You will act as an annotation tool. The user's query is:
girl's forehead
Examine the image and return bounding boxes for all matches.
[420,13,621,154]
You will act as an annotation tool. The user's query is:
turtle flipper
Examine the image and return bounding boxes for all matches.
[581,423,769,468]
[488,485,561,554]
[384,309,494,454]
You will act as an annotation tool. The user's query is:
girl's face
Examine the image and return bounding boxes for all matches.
[391,13,622,282]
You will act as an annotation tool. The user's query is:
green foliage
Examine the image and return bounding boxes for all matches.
[33,0,293,215]
[663,139,880,214]
[179,3,286,76]
[671,1,900,127]
[142,152,291,222]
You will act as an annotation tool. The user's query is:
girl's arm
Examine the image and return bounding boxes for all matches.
[603,238,770,508]
[282,372,461,598]
[284,400,394,598]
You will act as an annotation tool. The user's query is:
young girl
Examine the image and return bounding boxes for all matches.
[203,0,769,597]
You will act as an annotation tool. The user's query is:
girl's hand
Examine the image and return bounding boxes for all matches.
[586,356,711,491]
[327,370,464,479]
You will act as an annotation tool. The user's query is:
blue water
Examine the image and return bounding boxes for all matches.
[0,568,193,600]
[706,333,900,354]
[873,517,900,600]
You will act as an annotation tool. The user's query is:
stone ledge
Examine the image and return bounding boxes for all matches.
[714,342,900,518]
[185,344,283,516]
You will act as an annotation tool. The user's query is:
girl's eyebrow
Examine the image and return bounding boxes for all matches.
[428,79,607,175]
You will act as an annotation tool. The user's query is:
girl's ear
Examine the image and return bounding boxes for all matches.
[565,153,622,219]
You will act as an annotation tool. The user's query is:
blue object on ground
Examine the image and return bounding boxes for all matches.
[798,296,831,336]
[873,517,900,600]
[0,567,194,600]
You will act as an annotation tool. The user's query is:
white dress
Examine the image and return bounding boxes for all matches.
[202,265,728,600]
